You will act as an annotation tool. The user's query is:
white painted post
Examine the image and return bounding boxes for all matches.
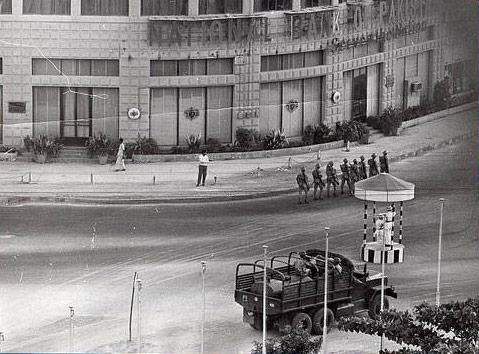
[380,230,386,352]
[436,198,445,306]
[201,261,207,354]
[136,278,142,354]
[69,306,75,353]
[262,245,268,354]
[322,227,330,354]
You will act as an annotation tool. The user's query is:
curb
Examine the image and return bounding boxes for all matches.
[1,131,476,206]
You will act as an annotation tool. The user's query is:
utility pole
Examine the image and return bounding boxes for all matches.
[436,198,445,306]
[322,227,330,354]
[201,261,207,354]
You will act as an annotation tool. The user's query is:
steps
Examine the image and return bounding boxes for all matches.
[15,147,98,163]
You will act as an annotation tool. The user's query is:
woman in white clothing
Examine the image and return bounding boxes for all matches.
[115,138,126,171]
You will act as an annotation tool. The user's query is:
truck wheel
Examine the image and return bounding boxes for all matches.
[291,312,312,334]
[312,308,335,335]
[369,295,389,319]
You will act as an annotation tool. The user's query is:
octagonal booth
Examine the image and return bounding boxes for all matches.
[354,173,415,264]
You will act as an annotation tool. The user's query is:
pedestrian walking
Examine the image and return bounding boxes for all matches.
[358,155,367,180]
[326,161,339,198]
[379,150,390,173]
[197,150,209,187]
[115,138,126,171]
[312,163,325,200]
[340,158,353,196]
[296,167,309,204]
[350,159,360,194]
[368,153,379,177]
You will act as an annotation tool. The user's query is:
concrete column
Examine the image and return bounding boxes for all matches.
[189,0,199,16]
[11,0,21,16]
[71,0,80,17]
[292,0,301,11]
[129,0,140,17]
[331,0,339,6]
[244,0,255,15]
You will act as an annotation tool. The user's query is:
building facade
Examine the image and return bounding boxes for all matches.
[0,0,476,146]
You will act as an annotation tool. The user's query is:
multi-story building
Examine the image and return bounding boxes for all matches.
[0,0,476,147]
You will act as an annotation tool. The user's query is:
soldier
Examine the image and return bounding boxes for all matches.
[312,163,325,200]
[358,155,368,180]
[384,206,396,246]
[340,158,353,196]
[350,159,360,194]
[296,166,310,204]
[326,161,339,198]
[379,150,390,173]
[368,153,379,177]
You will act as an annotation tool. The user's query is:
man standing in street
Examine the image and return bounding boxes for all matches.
[379,150,390,173]
[340,158,352,196]
[197,150,209,187]
[296,166,309,204]
[326,161,339,198]
[115,138,126,172]
[358,155,367,180]
[312,163,325,200]
[368,153,379,177]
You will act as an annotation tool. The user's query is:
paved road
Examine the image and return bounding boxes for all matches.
[0,138,478,354]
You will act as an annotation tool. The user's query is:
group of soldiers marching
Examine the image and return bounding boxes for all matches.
[296,150,390,204]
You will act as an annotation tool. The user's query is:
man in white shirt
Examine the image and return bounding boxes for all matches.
[197,150,209,187]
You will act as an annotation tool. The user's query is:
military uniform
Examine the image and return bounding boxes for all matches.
[312,164,325,200]
[368,153,379,177]
[350,159,360,194]
[340,158,353,195]
[379,150,389,173]
[296,167,309,204]
[358,155,367,180]
[326,162,339,197]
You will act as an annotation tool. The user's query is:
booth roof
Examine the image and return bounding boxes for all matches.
[354,173,415,202]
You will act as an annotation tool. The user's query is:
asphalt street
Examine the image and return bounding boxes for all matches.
[0,137,478,353]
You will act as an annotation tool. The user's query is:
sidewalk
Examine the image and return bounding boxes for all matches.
[1,105,477,205]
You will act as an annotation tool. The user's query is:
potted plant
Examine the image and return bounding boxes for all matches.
[31,135,63,163]
[85,133,113,164]
[0,145,19,161]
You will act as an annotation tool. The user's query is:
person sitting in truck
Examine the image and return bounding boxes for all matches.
[294,252,315,280]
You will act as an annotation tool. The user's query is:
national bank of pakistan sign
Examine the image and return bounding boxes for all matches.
[148,0,436,48]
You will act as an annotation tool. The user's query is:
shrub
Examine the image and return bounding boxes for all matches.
[303,124,332,145]
[338,297,479,354]
[24,135,33,152]
[134,135,159,155]
[378,107,403,136]
[262,128,288,150]
[30,135,63,156]
[434,78,452,110]
[251,326,322,354]
[185,133,202,152]
[0,145,18,153]
[85,133,113,157]
[206,138,225,153]
[235,128,259,151]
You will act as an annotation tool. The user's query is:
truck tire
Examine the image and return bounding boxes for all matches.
[312,308,335,335]
[291,312,312,334]
[369,295,389,319]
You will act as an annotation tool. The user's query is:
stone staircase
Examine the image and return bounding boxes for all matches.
[15,146,97,163]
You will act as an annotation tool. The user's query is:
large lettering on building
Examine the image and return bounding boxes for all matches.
[148,16,269,47]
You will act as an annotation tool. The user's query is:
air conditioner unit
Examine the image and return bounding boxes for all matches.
[411,81,423,92]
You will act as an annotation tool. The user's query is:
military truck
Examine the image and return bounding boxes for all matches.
[234,249,397,334]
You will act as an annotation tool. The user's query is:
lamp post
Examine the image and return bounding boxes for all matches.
[262,245,268,354]
[322,227,330,354]
[380,224,386,352]
[136,278,143,354]
[201,261,207,354]
[436,198,445,306]
[69,306,75,354]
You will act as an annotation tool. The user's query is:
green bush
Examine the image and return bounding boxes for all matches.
[251,327,322,354]
[434,78,452,110]
[206,138,225,153]
[235,128,259,151]
[185,133,202,152]
[30,135,63,156]
[85,133,113,157]
[262,128,288,150]
[303,123,332,145]
[379,107,403,136]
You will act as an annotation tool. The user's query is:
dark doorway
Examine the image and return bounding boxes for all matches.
[60,87,92,145]
[352,67,367,121]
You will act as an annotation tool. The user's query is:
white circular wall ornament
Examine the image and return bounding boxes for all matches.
[332,91,341,104]
[127,107,141,120]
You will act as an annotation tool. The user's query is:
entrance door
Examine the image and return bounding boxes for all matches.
[352,67,367,121]
[61,87,92,144]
